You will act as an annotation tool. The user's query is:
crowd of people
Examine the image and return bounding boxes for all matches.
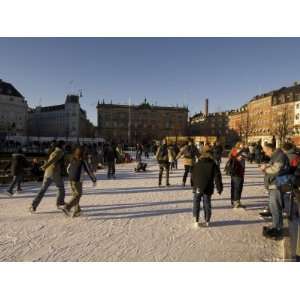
[1,137,300,240]
[155,138,300,239]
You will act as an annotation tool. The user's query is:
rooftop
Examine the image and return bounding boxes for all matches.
[0,79,24,98]
[97,98,188,111]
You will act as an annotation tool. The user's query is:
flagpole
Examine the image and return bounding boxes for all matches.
[128,97,131,146]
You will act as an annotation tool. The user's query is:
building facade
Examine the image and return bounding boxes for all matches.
[189,111,230,137]
[246,94,273,143]
[97,99,188,143]
[227,83,300,145]
[28,95,95,138]
[0,79,28,138]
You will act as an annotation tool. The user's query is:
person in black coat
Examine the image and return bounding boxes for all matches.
[103,143,118,179]
[5,148,29,196]
[191,145,223,227]
[212,141,223,166]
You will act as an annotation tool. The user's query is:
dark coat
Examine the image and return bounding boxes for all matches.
[104,146,118,162]
[67,158,96,182]
[213,144,223,160]
[191,154,223,195]
[7,153,29,176]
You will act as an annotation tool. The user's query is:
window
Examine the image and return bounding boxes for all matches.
[296,114,300,120]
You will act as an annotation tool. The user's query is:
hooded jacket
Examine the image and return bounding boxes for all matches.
[264,149,289,190]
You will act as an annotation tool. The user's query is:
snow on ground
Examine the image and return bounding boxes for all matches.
[0,157,282,261]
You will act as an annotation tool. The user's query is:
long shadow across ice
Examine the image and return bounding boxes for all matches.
[211,219,266,227]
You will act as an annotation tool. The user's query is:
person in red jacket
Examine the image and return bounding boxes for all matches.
[229,142,247,209]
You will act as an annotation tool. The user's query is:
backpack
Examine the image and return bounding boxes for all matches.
[275,159,293,191]
[157,145,168,161]
[183,145,195,159]
[290,155,300,168]
[224,158,237,176]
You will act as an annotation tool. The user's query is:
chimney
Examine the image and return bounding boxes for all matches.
[204,98,209,116]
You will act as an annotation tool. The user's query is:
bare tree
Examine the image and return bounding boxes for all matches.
[239,110,253,144]
[273,105,292,146]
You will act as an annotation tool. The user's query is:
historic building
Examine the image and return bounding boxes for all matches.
[230,82,300,145]
[28,94,96,138]
[189,82,300,146]
[189,111,230,137]
[228,105,248,143]
[97,98,188,143]
[0,79,28,138]
[246,83,300,144]
[246,94,273,143]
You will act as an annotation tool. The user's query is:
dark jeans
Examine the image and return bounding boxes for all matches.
[66,181,82,213]
[193,192,212,222]
[255,153,262,164]
[183,165,193,185]
[107,161,115,177]
[31,175,65,209]
[231,176,244,204]
[170,160,178,170]
[159,162,170,185]
[7,174,23,193]
[269,189,283,230]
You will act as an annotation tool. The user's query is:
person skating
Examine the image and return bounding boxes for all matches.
[136,143,143,161]
[191,145,223,228]
[156,139,172,186]
[62,146,97,218]
[260,143,289,239]
[29,141,66,213]
[226,142,247,209]
[172,143,180,169]
[176,139,200,187]
[30,158,44,182]
[255,140,263,164]
[135,146,147,172]
[5,148,29,196]
[104,143,118,179]
[212,141,223,167]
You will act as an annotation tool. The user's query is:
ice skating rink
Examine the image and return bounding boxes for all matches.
[0,158,282,261]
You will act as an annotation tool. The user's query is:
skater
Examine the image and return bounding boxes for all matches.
[5,148,29,196]
[30,158,44,182]
[135,146,147,172]
[104,143,118,179]
[212,141,223,167]
[176,139,200,186]
[260,143,289,239]
[173,143,180,169]
[134,161,147,172]
[62,146,97,217]
[136,143,143,161]
[226,142,247,208]
[255,140,263,164]
[29,141,66,213]
[248,143,255,163]
[156,139,172,186]
[191,145,223,227]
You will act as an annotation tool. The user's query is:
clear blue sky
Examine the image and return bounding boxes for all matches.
[1,38,300,125]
